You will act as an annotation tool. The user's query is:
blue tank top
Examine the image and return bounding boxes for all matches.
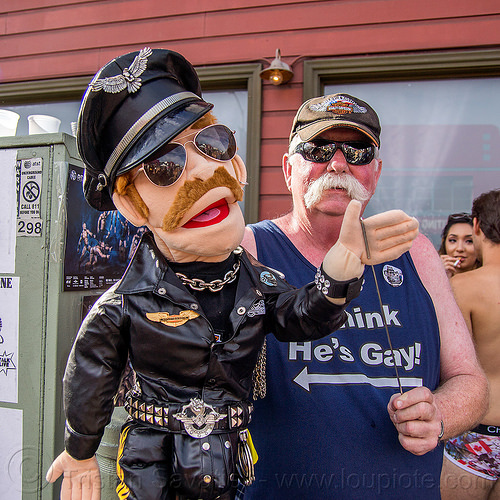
[245,220,442,499]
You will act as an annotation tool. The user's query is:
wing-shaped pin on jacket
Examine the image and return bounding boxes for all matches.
[146,310,200,327]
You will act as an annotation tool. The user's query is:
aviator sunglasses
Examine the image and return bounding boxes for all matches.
[293,139,376,166]
[133,124,237,187]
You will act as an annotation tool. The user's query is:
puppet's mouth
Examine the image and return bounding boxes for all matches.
[182,199,230,228]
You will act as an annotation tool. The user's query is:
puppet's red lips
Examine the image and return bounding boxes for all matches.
[182,199,230,228]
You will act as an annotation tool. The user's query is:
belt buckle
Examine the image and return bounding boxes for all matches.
[173,398,226,438]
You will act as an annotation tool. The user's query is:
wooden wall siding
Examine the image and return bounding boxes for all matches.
[1,0,499,219]
[2,0,500,83]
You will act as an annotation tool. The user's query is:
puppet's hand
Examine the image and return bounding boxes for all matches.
[322,200,366,282]
[359,207,419,265]
[322,201,418,301]
[46,450,101,500]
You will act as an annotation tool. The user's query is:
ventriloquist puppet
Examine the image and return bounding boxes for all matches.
[46,48,418,500]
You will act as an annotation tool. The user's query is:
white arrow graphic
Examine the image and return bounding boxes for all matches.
[293,366,423,392]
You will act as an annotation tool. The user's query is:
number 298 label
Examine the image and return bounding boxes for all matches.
[17,218,43,237]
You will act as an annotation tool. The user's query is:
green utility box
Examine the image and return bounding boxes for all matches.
[0,133,96,499]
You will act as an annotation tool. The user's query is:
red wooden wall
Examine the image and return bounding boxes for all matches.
[1,0,499,219]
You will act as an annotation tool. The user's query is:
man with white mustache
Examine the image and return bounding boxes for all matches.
[304,171,371,209]
[241,93,487,499]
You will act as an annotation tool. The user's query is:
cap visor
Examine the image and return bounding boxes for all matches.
[296,120,379,146]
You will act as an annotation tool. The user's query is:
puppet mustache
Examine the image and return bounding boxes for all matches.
[162,166,244,231]
[304,172,370,208]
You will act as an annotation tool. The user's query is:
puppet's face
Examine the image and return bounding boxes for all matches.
[113,124,247,263]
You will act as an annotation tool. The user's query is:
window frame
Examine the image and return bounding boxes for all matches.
[303,49,500,99]
[0,62,262,223]
[303,49,500,244]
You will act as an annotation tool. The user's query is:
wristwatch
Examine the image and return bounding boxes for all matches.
[315,265,364,302]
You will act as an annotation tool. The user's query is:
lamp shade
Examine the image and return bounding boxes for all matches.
[260,49,293,85]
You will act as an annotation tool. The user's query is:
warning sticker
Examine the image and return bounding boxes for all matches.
[17,158,43,237]
[18,158,42,218]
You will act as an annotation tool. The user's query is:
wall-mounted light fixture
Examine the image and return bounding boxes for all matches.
[259,49,294,85]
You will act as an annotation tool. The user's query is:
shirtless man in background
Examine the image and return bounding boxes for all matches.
[441,189,500,500]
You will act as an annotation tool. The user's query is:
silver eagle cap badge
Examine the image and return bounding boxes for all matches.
[91,47,153,94]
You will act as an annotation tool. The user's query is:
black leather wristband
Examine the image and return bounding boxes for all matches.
[314,265,364,302]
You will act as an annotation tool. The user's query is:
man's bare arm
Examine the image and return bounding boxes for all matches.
[388,234,488,454]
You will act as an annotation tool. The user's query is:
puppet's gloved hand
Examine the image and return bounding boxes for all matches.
[323,200,419,283]
[359,205,419,265]
[46,450,101,500]
[323,200,365,283]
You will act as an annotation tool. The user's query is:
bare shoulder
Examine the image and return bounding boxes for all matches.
[410,233,440,263]
[409,234,468,323]
[242,216,288,259]
[451,266,500,307]
[449,268,480,294]
[241,226,257,258]
[409,233,448,286]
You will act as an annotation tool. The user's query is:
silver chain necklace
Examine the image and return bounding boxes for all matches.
[175,258,241,292]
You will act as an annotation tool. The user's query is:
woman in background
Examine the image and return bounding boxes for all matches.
[439,213,480,278]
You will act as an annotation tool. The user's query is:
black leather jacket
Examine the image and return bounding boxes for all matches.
[64,232,347,459]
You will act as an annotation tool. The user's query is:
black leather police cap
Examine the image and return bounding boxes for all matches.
[77,47,213,211]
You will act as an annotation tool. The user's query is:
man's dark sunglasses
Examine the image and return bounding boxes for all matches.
[134,124,237,187]
[293,140,376,166]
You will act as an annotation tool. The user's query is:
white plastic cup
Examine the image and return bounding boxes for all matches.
[28,114,61,134]
[0,109,21,136]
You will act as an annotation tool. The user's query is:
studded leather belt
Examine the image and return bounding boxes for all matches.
[125,393,253,438]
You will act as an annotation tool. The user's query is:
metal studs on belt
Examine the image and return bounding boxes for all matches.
[230,405,244,428]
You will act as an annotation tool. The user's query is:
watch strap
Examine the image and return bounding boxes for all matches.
[314,265,364,302]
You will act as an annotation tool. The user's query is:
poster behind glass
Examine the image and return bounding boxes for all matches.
[64,165,146,291]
